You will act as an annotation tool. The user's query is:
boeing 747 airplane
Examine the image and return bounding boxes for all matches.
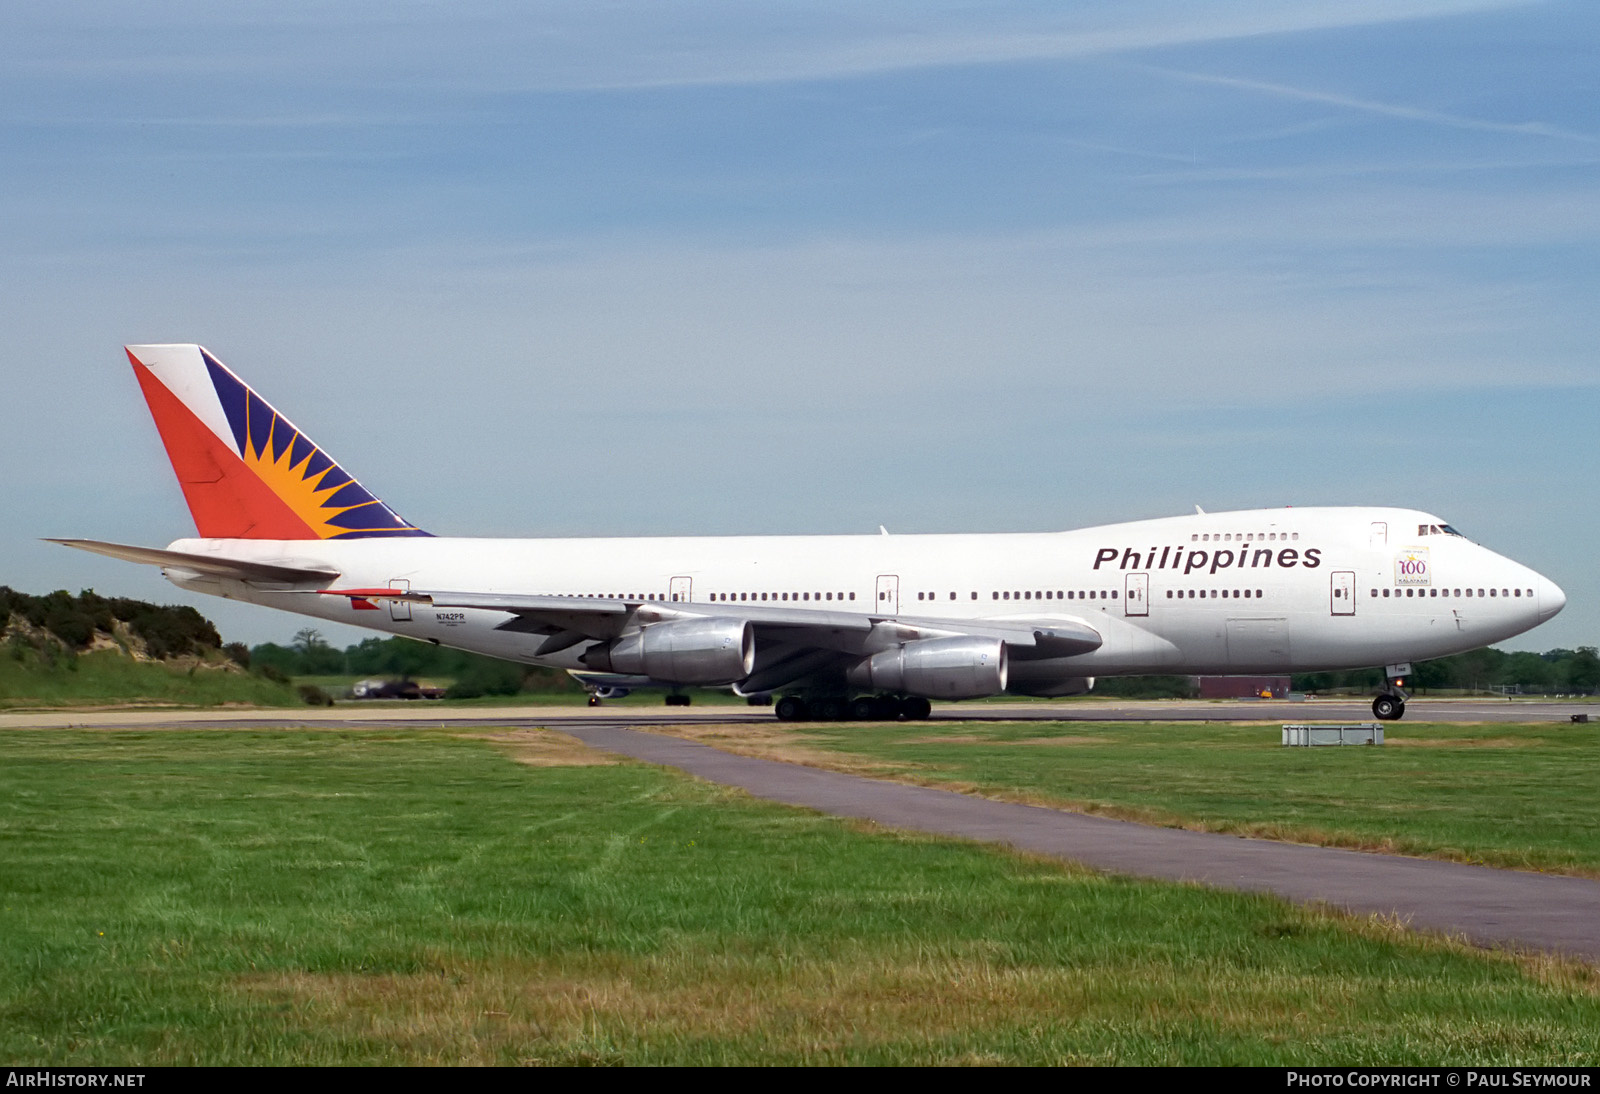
[54,344,1567,721]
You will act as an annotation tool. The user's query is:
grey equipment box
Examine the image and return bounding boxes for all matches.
[1282,724,1384,747]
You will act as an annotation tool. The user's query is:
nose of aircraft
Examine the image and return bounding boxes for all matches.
[1539,577,1567,623]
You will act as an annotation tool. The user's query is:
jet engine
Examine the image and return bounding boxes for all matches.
[846,636,1007,700]
[581,617,755,685]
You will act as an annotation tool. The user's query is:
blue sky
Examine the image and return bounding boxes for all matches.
[2,1,1595,650]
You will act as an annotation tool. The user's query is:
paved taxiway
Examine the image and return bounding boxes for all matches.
[6,698,1596,963]
[1,696,1590,730]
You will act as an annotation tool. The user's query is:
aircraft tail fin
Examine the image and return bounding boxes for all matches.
[125,344,429,540]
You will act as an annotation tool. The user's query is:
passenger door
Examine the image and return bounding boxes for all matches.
[875,574,900,616]
[387,578,411,622]
[1125,572,1149,617]
[1331,571,1356,616]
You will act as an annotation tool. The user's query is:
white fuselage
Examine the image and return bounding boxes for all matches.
[161,506,1564,686]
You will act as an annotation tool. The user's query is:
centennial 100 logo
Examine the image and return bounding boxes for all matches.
[1395,548,1431,587]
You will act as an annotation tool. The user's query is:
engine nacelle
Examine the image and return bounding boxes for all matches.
[846,636,1007,700]
[582,617,754,685]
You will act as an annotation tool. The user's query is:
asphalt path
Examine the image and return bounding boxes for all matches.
[565,722,1600,966]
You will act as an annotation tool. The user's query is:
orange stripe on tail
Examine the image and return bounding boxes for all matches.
[129,349,318,539]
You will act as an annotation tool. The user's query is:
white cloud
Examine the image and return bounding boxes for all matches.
[2,1,1529,95]
[1136,64,1600,146]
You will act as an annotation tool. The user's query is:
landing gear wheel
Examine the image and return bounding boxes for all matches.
[587,695,601,707]
[1372,695,1405,721]
[665,694,691,707]
[774,695,809,722]
[814,697,847,722]
[848,697,879,721]
[899,696,932,720]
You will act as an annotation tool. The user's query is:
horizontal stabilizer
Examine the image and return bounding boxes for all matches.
[48,539,340,585]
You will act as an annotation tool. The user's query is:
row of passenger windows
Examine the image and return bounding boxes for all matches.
[565,589,1122,604]
[559,585,1530,607]
[1194,531,1297,543]
[708,591,855,602]
[998,589,1114,601]
[906,590,1119,601]
[1167,589,1264,599]
[1374,587,1532,599]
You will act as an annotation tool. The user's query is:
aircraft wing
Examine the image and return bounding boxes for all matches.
[49,539,340,585]
[313,587,1102,670]
[314,587,874,652]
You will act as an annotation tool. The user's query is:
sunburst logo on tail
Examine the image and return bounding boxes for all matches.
[199,351,429,539]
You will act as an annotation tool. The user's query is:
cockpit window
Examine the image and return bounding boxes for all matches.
[1418,523,1466,537]
[1440,524,1463,537]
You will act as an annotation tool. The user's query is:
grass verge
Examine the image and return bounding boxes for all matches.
[656,720,1600,876]
[0,649,300,710]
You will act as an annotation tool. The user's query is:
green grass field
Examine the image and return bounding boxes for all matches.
[2,727,1599,1065]
[0,649,300,710]
[668,719,1600,877]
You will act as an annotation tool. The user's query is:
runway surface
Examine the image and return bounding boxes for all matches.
[0,695,1590,730]
[7,697,1597,964]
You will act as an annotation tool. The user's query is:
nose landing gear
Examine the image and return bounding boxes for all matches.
[1372,663,1411,721]
[1372,693,1406,721]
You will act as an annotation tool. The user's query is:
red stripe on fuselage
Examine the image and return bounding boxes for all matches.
[128,350,317,539]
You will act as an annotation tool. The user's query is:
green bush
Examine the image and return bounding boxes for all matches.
[297,684,334,707]
[257,664,291,685]
[447,660,525,699]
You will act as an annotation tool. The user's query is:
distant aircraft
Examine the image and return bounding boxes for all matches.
[54,344,1566,721]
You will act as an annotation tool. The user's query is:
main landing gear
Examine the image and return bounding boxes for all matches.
[1372,663,1411,721]
[774,695,932,722]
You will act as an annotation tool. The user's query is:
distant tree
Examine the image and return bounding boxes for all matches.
[249,642,300,675]
[1447,647,1505,693]
[107,598,220,658]
[1504,651,1555,691]
[1410,657,1455,692]
[1093,675,1196,699]
[380,638,432,679]
[283,628,341,674]
[40,591,96,649]
[448,659,524,698]
[1566,647,1600,692]
[344,637,391,676]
